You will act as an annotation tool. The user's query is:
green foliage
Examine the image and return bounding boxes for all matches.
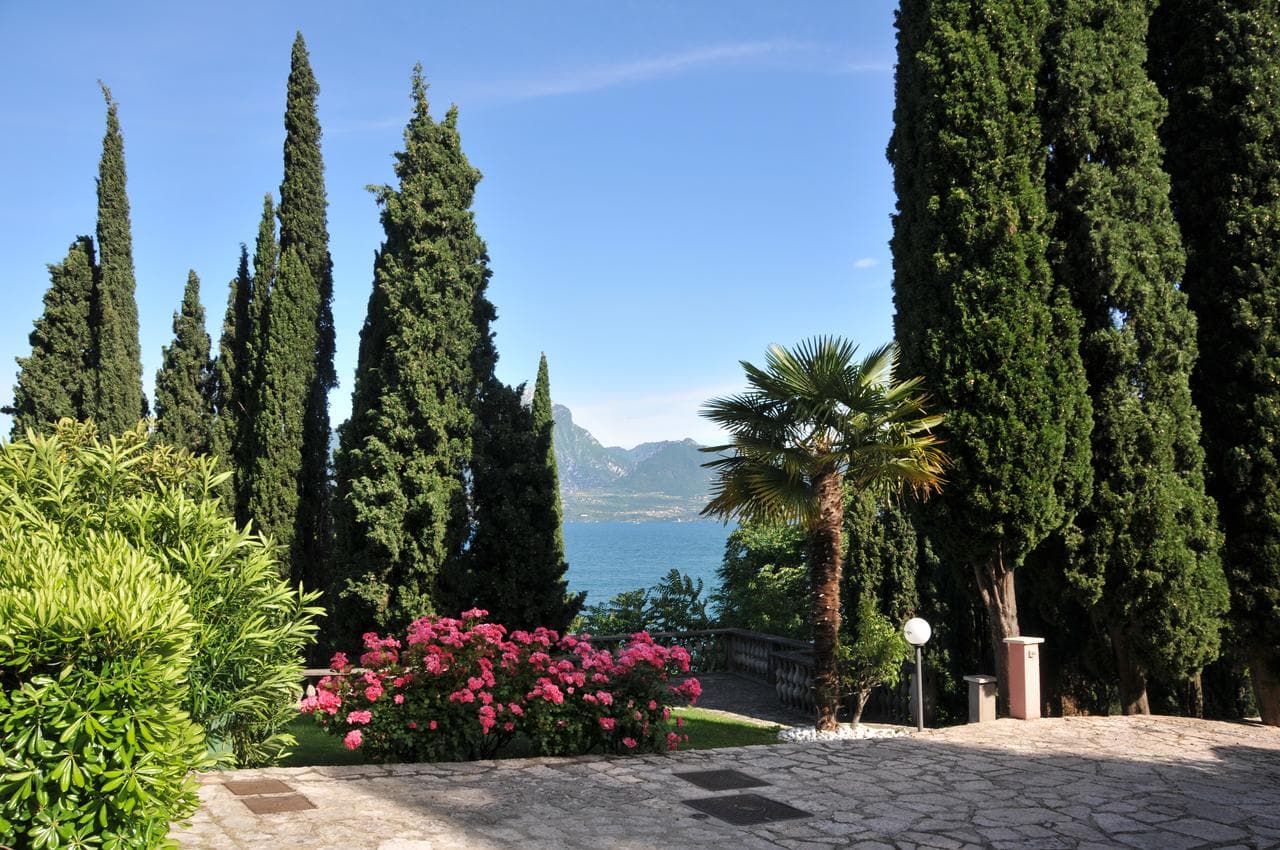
[575,589,652,636]
[154,271,213,455]
[0,421,322,768]
[0,451,210,847]
[248,33,335,593]
[332,66,495,641]
[8,237,97,435]
[209,246,253,511]
[90,83,145,436]
[701,338,944,729]
[840,596,910,724]
[447,374,584,632]
[712,521,809,640]
[889,0,1092,686]
[1152,0,1280,721]
[1043,0,1227,707]
[844,492,920,625]
[575,569,712,636]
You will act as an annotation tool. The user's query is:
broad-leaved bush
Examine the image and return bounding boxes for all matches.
[303,610,701,761]
[0,511,209,848]
[0,421,322,767]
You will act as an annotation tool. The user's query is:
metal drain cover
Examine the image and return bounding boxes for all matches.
[674,769,770,791]
[682,793,811,826]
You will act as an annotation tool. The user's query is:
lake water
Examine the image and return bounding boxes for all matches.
[562,520,733,605]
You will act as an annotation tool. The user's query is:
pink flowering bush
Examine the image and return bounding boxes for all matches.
[301,610,700,762]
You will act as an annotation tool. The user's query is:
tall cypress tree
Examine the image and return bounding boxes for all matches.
[210,246,252,506]
[451,357,583,631]
[91,84,145,435]
[248,34,335,593]
[1043,0,1227,714]
[888,0,1092,703]
[332,65,494,639]
[8,237,97,435]
[154,271,213,453]
[1151,0,1280,725]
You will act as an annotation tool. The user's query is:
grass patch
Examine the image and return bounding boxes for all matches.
[674,707,782,750]
[277,708,781,768]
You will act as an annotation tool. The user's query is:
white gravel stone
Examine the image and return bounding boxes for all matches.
[776,723,911,742]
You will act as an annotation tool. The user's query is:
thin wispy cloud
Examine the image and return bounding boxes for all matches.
[854,257,879,269]
[469,41,888,101]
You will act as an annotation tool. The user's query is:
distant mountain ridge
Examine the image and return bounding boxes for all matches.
[552,404,715,521]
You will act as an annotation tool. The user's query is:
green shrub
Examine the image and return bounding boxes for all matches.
[840,596,910,724]
[0,421,322,767]
[0,522,210,848]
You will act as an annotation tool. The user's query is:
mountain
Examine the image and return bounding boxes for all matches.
[552,404,715,521]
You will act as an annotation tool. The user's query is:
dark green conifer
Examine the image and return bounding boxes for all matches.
[210,246,252,507]
[888,0,1092,702]
[8,237,97,435]
[451,357,583,631]
[248,34,335,592]
[1151,0,1280,725]
[154,271,213,453]
[332,66,494,637]
[1043,0,1227,715]
[91,84,145,435]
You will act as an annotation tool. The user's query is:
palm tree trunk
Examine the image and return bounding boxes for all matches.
[810,468,844,731]
[973,548,1019,712]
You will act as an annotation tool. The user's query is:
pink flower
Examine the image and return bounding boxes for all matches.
[648,700,658,711]
[508,703,524,717]
[343,729,363,750]
[459,607,489,620]
[330,651,350,671]
[346,710,373,726]
[408,721,418,730]
[394,694,405,705]
[595,691,613,706]
[623,737,638,749]
[429,720,438,730]
[503,721,515,732]
[676,717,684,728]
[364,684,384,702]
[598,717,616,731]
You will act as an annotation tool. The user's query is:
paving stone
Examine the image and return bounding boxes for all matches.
[172,715,1280,849]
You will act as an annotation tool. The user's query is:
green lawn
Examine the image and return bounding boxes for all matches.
[279,708,781,768]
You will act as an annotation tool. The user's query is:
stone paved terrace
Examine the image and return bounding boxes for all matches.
[174,715,1280,849]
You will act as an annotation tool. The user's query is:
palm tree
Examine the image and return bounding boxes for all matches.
[701,337,946,730]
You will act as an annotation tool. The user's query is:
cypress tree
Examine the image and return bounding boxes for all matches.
[888,0,1093,703]
[1150,0,1280,725]
[248,34,335,593]
[91,83,145,435]
[1043,0,1227,715]
[8,237,97,434]
[210,246,251,506]
[332,65,494,638]
[154,271,213,453]
[452,357,583,631]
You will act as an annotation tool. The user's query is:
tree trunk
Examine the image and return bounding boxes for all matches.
[1109,626,1150,715]
[850,688,871,726]
[1249,648,1280,727]
[973,549,1019,712]
[810,468,845,732]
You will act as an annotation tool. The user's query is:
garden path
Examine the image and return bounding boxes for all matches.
[174,714,1280,849]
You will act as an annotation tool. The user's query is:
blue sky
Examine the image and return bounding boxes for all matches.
[0,1,899,448]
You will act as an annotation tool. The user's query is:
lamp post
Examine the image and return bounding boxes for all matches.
[903,617,931,732]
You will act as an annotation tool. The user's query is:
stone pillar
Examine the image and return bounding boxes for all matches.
[1003,637,1045,719]
[963,674,997,723]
